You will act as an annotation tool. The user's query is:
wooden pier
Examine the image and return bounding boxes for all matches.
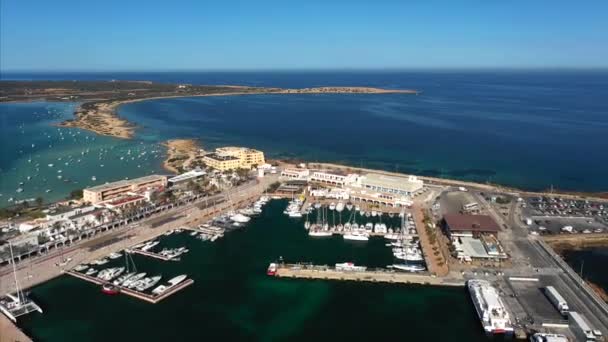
[274,263,463,287]
[64,270,193,304]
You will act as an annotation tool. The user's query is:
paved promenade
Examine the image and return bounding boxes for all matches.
[0,314,31,342]
[0,175,277,296]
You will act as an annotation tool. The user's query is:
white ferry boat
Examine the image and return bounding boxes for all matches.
[335,262,367,272]
[467,279,514,336]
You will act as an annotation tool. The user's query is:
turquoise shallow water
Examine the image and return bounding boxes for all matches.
[19,200,488,341]
[5,70,608,192]
[0,102,165,206]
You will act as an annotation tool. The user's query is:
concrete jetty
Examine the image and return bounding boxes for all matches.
[0,313,32,342]
[274,263,464,287]
[64,270,193,304]
[128,249,174,261]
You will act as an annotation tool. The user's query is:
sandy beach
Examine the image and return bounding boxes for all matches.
[162,139,203,174]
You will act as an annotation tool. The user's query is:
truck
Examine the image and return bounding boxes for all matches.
[568,311,596,342]
[544,286,569,316]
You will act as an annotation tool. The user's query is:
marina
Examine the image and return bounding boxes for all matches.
[64,270,193,304]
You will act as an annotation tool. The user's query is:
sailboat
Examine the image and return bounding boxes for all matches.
[0,243,43,322]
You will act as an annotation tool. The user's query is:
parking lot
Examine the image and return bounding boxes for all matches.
[507,276,565,324]
[522,196,608,235]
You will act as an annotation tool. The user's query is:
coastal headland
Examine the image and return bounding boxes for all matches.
[162,139,203,173]
[0,80,419,139]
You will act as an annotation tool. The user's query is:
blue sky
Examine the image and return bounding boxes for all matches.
[1,0,607,71]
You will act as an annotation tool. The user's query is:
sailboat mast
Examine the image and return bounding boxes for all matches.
[8,243,23,304]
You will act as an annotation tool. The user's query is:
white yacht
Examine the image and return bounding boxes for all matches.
[329,203,336,210]
[392,264,426,272]
[122,273,147,287]
[151,274,188,295]
[230,213,251,223]
[308,230,332,237]
[141,241,159,252]
[74,264,89,272]
[97,267,125,281]
[335,262,367,272]
[343,230,369,241]
[113,272,136,286]
[135,276,162,291]
[108,252,122,259]
[336,202,345,212]
[467,279,514,335]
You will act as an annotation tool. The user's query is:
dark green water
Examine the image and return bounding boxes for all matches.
[20,200,487,341]
[563,247,608,294]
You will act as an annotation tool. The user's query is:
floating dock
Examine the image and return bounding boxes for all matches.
[128,248,175,262]
[65,270,193,304]
[273,263,463,287]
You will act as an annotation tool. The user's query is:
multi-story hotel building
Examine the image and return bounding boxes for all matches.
[83,174,168,204]
[202,146,265,171]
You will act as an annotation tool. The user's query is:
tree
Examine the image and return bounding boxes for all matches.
[69,189,83,199]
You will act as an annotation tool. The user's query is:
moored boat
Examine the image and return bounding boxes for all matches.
[267,263,278,276]
[467,279,514,336]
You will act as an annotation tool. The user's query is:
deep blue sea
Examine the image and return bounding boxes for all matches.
[2,70,608,205]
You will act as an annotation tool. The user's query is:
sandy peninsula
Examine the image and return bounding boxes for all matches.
[162,139,203,174]
[47,83,419,139]
[58,100,137,139]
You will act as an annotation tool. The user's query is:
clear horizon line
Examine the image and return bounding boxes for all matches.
[2,66,608,74]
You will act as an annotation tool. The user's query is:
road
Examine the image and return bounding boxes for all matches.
[0,174,277,296]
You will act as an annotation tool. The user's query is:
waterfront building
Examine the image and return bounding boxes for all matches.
[45,205,96,222]
[443,214,500,237]
[346,186,412,207]
[202,153,241,171]
[168,168,206,186]
[202,146,265,171]
[280,168,310,181]
[309,171,358,186]
[100,194,147,211]
[355,173,423,196]
[83,175,168,204]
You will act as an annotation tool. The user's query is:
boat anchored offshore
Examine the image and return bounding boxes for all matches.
[467,279,514,336]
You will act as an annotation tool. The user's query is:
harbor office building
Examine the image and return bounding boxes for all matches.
[202,147,265,171]
[355,173,423,197]
[83,175,168,204]
[442,214,500,237]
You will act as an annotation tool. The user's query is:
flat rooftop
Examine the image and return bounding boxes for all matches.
[204,153,239,161]
[362,173,422,192]
[460,236,491,258]
[444,213,500,232]
[168,169,206,183]
[85,175,166,192]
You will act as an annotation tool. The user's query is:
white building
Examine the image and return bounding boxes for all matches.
[168,168,206,186]
[347,186,413,208]
[280,168,310,181]
[356,173,423,196]
[309,171,358,187]
[46,205,97,223]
